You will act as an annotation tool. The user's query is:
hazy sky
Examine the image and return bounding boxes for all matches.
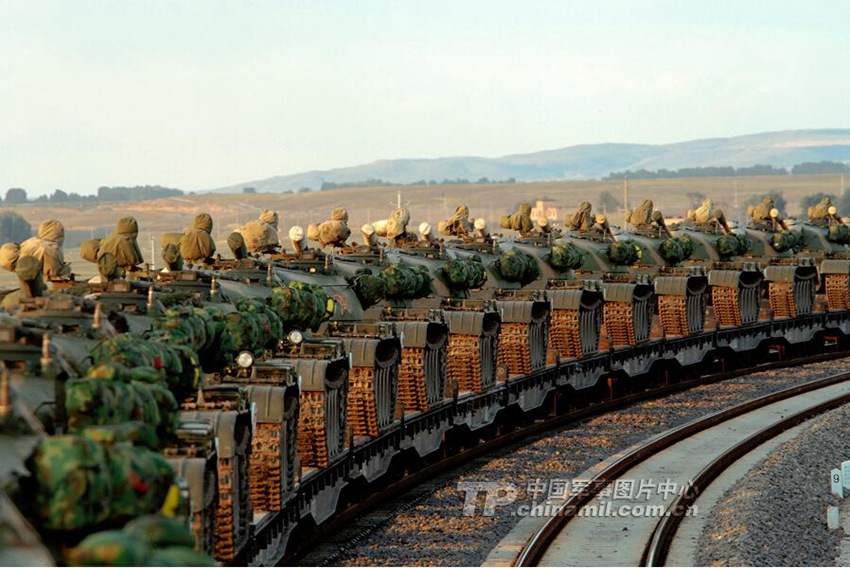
[2,0,849,196]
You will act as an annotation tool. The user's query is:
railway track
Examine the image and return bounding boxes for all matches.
[296,351,850,566]
[493,370,850,567]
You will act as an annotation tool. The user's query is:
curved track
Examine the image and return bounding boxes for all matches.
[297,352,850,566]
[503,371,850,567]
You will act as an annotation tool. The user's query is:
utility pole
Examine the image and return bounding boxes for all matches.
[623,175,629,226]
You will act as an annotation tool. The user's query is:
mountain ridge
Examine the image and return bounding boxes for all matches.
[206,129,850,194]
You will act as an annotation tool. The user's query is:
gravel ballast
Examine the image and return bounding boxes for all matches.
[695,403,850,567]
[318,358,850,567]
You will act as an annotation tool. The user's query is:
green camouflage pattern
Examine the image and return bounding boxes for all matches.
[607,240,641,266]
[103,442,174,521]
[442,259,487,289]
[272,282,330,330]
[90,336,200,399]
[380,264,432,299]
[123,514,196,548]
[68,530,149,566]
[828,224,850,245]
[235,298,284,349]
[716,233,753,259]
[353,273,387,308]
[147,547,217,567]
[771,230,800,253]
[31,435,112,530]
[81,422,160,451]
[226,310,261,354]
[657,235,695,265]
[69,517,215,566]
[548,243,584,271]
[66,369,179,442]
[495,249,541,284]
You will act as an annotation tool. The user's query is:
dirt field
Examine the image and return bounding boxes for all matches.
[1,173,847,289]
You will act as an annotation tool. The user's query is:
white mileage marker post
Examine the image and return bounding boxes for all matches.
[832,468,844,499]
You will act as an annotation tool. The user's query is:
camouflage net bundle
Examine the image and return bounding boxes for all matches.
[271,282,330,331]
[66,363,180,445]
[380,264,433,299]
[235,297,284,350]
[828,224,850,245]
[30,435,174,531]
[442,259,487,290]
[68,515,215,566]
[352,273,387,308]
[547,243,584,271]
[770,230,800,253]
[90,335,202,399]
[657,235,695,265]
[495,249,541,284]
[607,239,641,266]
[716,233,752,259]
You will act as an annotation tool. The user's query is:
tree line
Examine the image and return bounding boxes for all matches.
[0,185,184,205]
[319,177,517,191]
[606,161,850,180]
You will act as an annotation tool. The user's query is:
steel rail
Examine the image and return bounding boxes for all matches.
[295,350,850,566]
[642,384,850,566]
[514,369,850,567]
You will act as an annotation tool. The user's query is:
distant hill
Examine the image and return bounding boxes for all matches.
[206,129,850,194]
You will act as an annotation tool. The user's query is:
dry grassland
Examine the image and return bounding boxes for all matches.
[1,173,847,289]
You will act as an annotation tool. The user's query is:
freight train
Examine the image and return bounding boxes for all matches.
[3,197,850,566]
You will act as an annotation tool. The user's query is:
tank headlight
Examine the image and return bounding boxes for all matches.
[770,208,780,219]
[287,330,304,345]
[236,351,254,369]
[829,206,838,216]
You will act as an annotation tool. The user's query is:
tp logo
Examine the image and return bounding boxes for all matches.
[457,482,518,516]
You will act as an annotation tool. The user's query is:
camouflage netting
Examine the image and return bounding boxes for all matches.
[547,243,584,271]
[828,224,850,245]
[91,333,201,399]
[66,363,180,443]
[657,235,695,265]
[716,233,753,259]
[352,273,387,308]
[271,282,330,331]
[495,249,541,284]
[380,264,433,299]
[771,230,800,253]
[29,435,173,531]
[442,259,488,290]
[235,297,284,350]
[69,517,216,567]
[607,239,641,266]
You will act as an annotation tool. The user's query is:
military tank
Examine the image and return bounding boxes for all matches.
[547,200,707,346]
[676,198,816,325]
